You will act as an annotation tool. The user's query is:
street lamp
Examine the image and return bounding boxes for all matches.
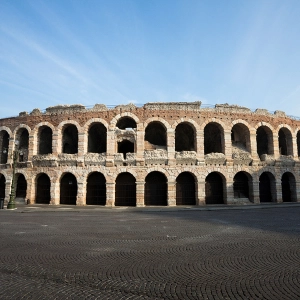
[4,140,19,209]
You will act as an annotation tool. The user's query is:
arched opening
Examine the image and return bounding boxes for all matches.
[204,122,224,154]
[231,123,251,153]
[278,128,293,156]
[176,172,196,205]
[60,173,77,205]
[175,123,195,152]
[15,174,27,200]
[116,117,137,129]
[259,172,276,203]
[86,172,106,205]
[0,131,9,164]
[16,128,29,162]
[38,126,52,155]
[282,172,297,202]
[256,126,274,157]
[0,174,5,199]
[233,172,251,199]
[145,122,167,147]
[62,125,78,154]
[88,123,107,153]
[205,172,224,204]
[118,140,134,159]
[145,171,167,206]
[297,131,300,157]
[115,173,136,206]
[36,173,51,204]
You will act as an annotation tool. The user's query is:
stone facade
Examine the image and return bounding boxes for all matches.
[0,102,300,207]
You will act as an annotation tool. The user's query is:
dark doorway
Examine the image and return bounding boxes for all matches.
[257,126,273,157]
[36,173,51,204]
[38,126,52,155]
[204,123,224,154]
[116,117,137,129]
[205,172,224,204]
[231,123,250,152]
[0,131,9,164]
[115,173,136,206]
[88,123,107,153]
[176,172,196,205]
[297,131,300,157]
[145,172,167,206]
[282,172,296,202]
[86,172,106,205]
[278,128,292,156]
[60,173,77,205]
[233,172,249,199]
[259,172,274,202]
[62,125,78,154]
[145,122,167,146]
[16,174,27,198]
[17,129,29,162]
[175,123,195,152]
[118,140,134,159]
[0,174,5,199]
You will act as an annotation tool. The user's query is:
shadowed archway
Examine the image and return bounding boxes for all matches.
[205,172,224,204]
[60,173,77,205]
[115,173,136,206]
[281,172,297,202]
[176,172,196,205]
[86,172,106,205]
[36,173,51,204]
[145,171,167,206]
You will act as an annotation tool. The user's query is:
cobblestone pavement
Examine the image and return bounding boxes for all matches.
[0,207,300,299]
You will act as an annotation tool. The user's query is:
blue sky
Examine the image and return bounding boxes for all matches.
[1,0,300,118]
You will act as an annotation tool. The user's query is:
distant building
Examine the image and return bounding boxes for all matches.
[0,102,299,206]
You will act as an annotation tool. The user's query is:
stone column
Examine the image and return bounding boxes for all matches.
[167,129,175,165]
[136,181,145,207]
[296,181,300,202]
[252,180,260,204]
[250,133,259,161]
[27,134,34,162]
[276,182,282,203]
[106,182,115,207]
[7,138,15,165]
[273,131,280,159]
[4,178,12,204]
[226,179,234,204]
[167,181,176,206]
[52,132,60,155]
[78,132,85,157]
[27,178,34,204]
[76,180,86,206]
[106,127,115,167]
[50,180,60,205]
[136,124,145,166]
[292,135,298,159]
[197,180,206,205]
[224,130,233,165]
[197,130,204,164]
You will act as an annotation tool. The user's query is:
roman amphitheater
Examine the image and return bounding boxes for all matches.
[0,102,300,207]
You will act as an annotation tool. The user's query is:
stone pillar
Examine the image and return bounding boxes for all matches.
[224,130,233,164]
[197,180,206,205]
[76,180,86,206]
[27,134,34,162]
[106,182,115,207]
[250,133,259,160]
[296,181,300,202]
[78,132,85,157]
[167,181,176,206]
[226,179,234,204]
[106,127,115,166]
[292,135,298,159]
[52,132,59,155]
[4,178,11,204]
[276,182,282,203]
[136,181,145,207]
[273,131,280,159]
[27,178,34,204]
[7,138,15,165]
[167,129,175,165]
[197,130,204,164]
[252,180,260,204]
[50,180,60,205]
[136,124,145,165]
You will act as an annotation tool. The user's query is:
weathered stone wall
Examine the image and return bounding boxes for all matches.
[0,102,299,206]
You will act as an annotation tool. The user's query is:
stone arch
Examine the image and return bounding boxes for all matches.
[259,172,276,202]
[13,124,31,136]
[144,121,168,148]
[116,117,137,129]
[14,127,30,162]
[175,122,196,152]
[205,172,226,204]
[203,122,225,154]
[83,118,108,133]
[145,171,168,206]
[176,171,196,205]
[61,124,78,154]
[86,172,106,205]
[281,172,297,202]
[232,119,254,133]
[143,117,171,131]
[277,125,293,156]
[0,129,10,164]
[111,113,140,127]
[231,122,251,153]
[297,129,300,157]
[60,172,78,205]
[33,122,55,155]
[0,126,12,136]
[256,125,274,157]
[15,173,27,201]
[233,171,253,201]
[57,120,81,131]
[35,173,51,204]
[87,122,107,153]
[115,172,136,206]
